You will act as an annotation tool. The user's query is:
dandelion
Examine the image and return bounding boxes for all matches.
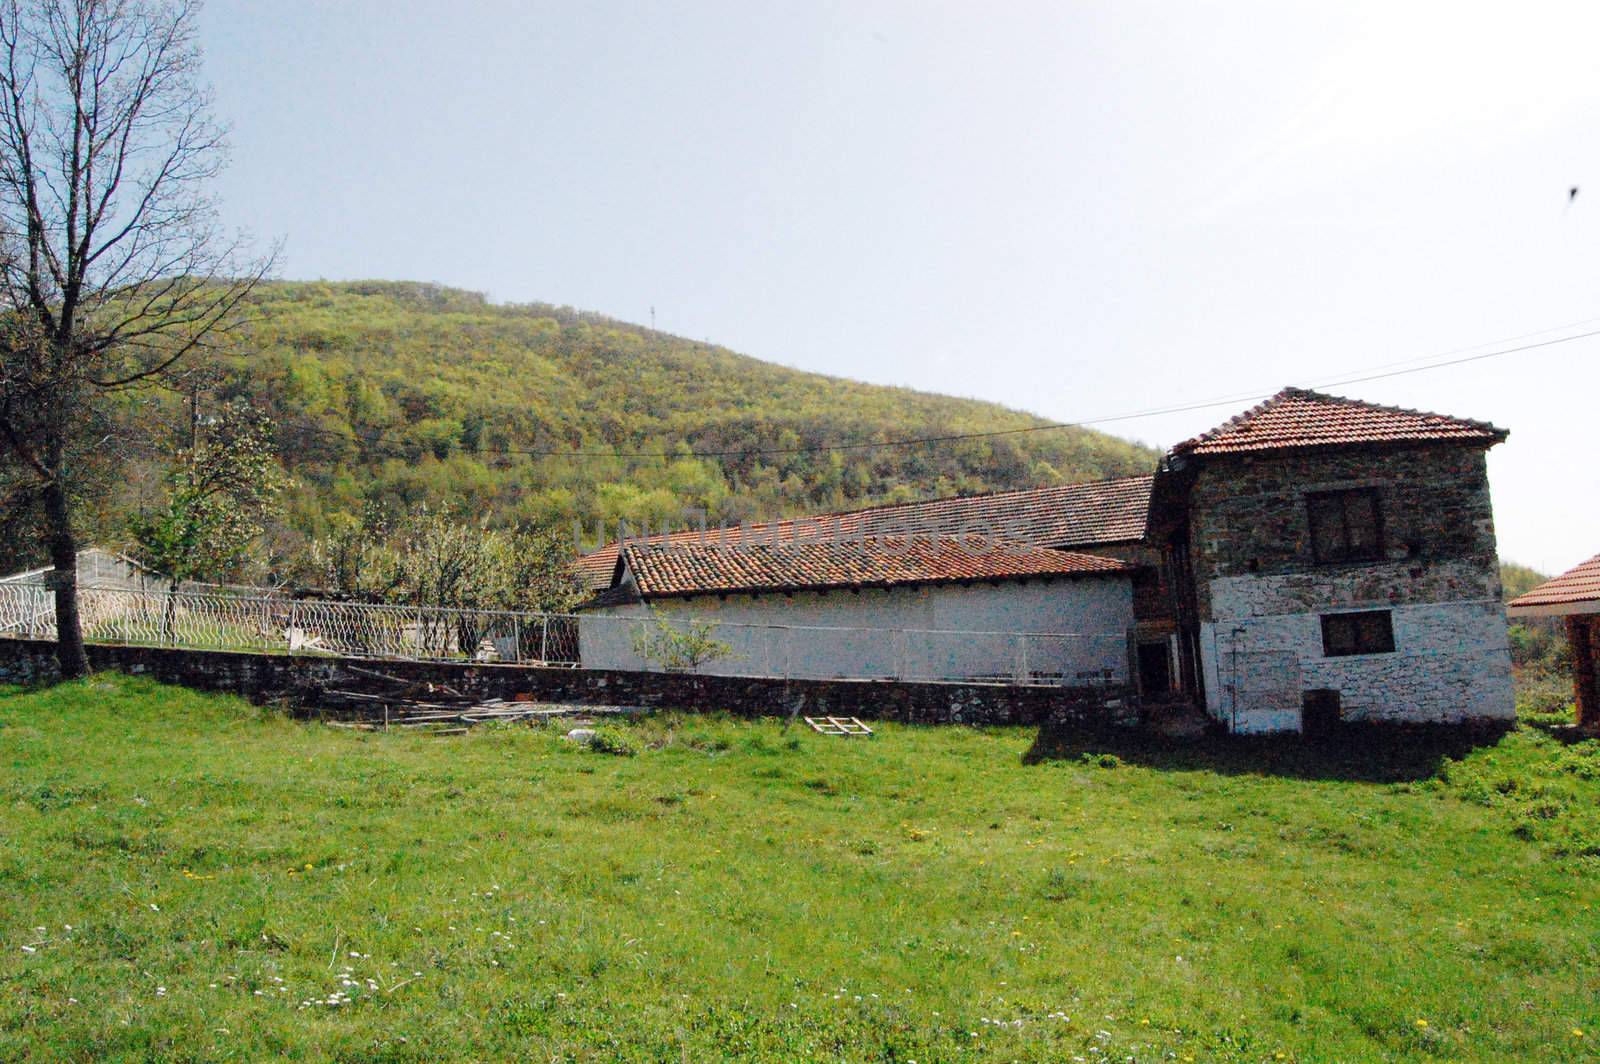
[1574,1029,1586,1038]
[1414,1019,1429,1029]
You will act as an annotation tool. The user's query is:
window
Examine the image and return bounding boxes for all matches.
[1306,488,1383,564]
[1321,610,1395,657]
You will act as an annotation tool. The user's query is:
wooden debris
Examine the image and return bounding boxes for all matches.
[804,716,874,737]
[318,689,639,734]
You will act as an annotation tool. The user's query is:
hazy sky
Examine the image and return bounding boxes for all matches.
[202,0,1599,572]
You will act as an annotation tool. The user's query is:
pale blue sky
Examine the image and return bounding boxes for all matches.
[202,0,1599,572]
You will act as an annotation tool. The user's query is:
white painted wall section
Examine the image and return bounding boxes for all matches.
[579,575,1134,683]
[1200,584,1514,732]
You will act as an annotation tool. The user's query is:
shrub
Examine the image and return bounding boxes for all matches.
[631,615,734,671]
[588,726,638,757]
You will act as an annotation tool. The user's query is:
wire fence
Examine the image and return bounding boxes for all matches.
[0,581,1129,686]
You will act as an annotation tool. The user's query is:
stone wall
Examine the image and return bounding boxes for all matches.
[1187,444,1501,618]
[1199,601,1514,732]
[1182,443,1512,732]
[0,638,1122,728]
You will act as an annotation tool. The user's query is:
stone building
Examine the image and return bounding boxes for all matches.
[1149,388,1514,732]
[577,387,1516,732]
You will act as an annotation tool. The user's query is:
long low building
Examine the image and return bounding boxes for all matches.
[579,536,1134,683]
[577,387,1517,732]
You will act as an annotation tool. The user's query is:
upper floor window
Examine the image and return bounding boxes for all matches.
[1306,488,1383,564]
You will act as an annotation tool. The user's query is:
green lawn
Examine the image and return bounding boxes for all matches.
[1,677,1597,1062]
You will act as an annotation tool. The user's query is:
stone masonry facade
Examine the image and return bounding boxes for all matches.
[1184,445,1513,731]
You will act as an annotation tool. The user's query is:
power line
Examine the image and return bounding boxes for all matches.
[287,319,1600,462]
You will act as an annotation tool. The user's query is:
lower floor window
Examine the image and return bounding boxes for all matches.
[1321,610,1395,656]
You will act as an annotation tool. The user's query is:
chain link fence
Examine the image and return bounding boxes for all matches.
[0,580,1128,686]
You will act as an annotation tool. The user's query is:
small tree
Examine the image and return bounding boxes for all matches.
[305,508,583,657]
[631,613,733,672]
[305,507,403,602]
[130,402,285,588]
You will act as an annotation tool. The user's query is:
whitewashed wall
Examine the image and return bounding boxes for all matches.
[578,575,1134,683]
[1200,577,1514,733]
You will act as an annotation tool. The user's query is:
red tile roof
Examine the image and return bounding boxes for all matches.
[1171,387,1508,457]
[575,474,1153,590]
[1507,554,1600,615]
[615,536,1131,600]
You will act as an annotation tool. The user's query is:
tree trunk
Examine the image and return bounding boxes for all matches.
[42,479,90,678]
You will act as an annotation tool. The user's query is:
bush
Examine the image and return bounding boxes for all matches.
[588,726,638,757]
[631,615,734,671]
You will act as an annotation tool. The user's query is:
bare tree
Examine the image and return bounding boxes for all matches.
[0,0,270,676]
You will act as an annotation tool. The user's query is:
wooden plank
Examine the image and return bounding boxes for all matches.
[805,715,873,737]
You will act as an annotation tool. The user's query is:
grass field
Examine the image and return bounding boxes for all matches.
[2,677,1597,1062]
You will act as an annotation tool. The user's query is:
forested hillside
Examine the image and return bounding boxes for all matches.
[12,280,1160,576]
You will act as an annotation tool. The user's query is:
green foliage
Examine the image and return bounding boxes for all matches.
[303,507,581,614]
[127,403,287,585]
[64,280,1158,572]
[1501,561,1572,684]
[586,725,638,757]
[2,676,1598,1061]
[1500,561,1549,602]
[631,613,734,670]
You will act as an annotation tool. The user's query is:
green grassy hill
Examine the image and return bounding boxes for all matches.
[177,281,1155,563]
[1,677,1595,1061]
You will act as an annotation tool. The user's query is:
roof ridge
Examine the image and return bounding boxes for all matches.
[622,531,1067,556]
[1179,388,1294,448]
[1280,385,1508,435]
[1171,384,1507,456]
[593,472,1155,551]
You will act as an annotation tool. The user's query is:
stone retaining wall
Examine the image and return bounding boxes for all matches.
[0,638,1121,727]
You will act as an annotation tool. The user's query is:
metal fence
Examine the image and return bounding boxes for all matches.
[0,581,1128,686]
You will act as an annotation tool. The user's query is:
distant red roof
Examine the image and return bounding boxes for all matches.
[1171,387,1507,457]
[1507,554,1600,616]
[612,536,1131,600]
[574,474,1153,591]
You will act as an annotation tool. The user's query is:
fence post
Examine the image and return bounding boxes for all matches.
[1018,634,1030,683]
[287,600,301,656]
[539,616,549,665]
[512,616,522,664]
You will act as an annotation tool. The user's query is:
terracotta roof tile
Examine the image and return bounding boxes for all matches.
[617,536,1131,599]
[1171,387,1507,457]
[1507,554,1600,613]
[575,474,1153,590]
